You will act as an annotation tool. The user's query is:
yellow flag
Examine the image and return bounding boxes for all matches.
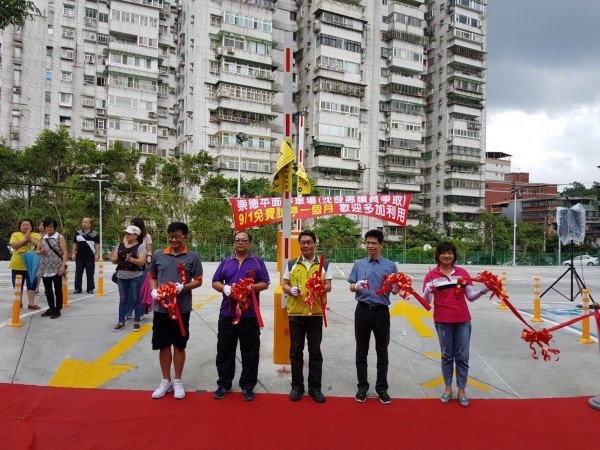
[270,140,295,193]
[296,164,311,195]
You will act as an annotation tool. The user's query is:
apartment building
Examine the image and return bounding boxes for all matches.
[0,0,178,157]
[1,0,487,238]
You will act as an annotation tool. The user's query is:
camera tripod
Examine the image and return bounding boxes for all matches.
[540,240,595,303]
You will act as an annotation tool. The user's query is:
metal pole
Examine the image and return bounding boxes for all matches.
[237,143,241,198]
[91,179,107,254]
[512,189,518,266]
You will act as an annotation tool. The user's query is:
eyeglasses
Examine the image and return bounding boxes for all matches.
[235,239,249,243]
[299,241,315,246]
[168,235,185,241]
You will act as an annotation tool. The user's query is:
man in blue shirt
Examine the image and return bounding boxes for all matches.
[348,229,397,405]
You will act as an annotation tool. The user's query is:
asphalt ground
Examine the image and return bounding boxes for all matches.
[1,261,599,401]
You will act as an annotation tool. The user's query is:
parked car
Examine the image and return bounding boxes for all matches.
[562,255,598,266]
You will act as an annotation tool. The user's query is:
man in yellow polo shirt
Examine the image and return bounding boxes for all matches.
[282,230,332,403]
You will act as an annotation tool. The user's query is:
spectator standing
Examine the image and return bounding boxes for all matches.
[212,231,270,402]
[347,230,397,405]
[9,219,42,310]
[37,218,68,319]
[149,222,203,400]
[108,226,147,332]
[282,230,332,403]
[71,217,100,294]
[125,218,153,319]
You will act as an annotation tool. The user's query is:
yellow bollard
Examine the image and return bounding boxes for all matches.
[96,259,105,297]
[499,271,507,310]
[578,289,594,344]
[8,274,25,327]
[532,276,543,322]
[62,264,70,308]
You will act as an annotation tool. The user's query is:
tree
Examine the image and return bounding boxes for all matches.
[517,222,544,254]
[473,211,512,252]
[0,0,40,30]
[312,216,361,249]
[561,181,596,199]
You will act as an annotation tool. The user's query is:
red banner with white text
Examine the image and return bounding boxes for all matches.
[230,194,412,231]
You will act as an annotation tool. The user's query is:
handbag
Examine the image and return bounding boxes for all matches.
[112,269,118,283]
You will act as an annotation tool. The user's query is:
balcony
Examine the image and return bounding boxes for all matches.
[313,155,359,171]
[315,0,366,21]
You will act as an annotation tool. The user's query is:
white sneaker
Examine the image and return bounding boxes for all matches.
[172,379,185,399]
[151,379,173,399]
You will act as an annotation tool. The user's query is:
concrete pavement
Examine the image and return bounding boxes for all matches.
[1,261,599,401]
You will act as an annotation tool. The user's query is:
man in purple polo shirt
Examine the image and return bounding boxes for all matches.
[212,230,270,401]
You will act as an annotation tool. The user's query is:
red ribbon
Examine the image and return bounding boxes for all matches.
[155,262,187,337]
[462,271,600,361]
[230,277,264,328]
[376,273,432,311]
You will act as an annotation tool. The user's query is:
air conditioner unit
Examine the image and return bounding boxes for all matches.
[11,133,20,140]
[208,142,215,147]
[95,129,106,136]
[313,20,321,32]
[435,163,441,170]
[148,111,157,118]
[96,108,106,116]
[445,168,451,173]
[358,163,366,170]
[215,46,223,57]
[227,46,234,54]
[84,18,94,26]
[13,86,21,94]
[169,129,175,136]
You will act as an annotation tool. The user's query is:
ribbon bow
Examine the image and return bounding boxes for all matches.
[230,277,264,328]
[376,272,431,311]
[155,263,187,336]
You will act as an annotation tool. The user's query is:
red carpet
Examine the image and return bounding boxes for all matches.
[0,383,595,450]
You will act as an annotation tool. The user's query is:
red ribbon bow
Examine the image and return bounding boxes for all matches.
[455,271,507,302]
[230,277,264,328]
[155,262,187,337]
[521,329,560,362]
[376,273,432,311]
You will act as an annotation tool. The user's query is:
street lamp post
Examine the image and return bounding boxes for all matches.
[91,178,108,255]
[236,132,249,198]
[511,188,520,266]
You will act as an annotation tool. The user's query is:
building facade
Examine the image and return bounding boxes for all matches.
[1,0,488,238]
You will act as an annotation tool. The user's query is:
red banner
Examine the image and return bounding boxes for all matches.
[230,194,412,231]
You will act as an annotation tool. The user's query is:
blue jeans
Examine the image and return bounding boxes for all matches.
[435,321,472,389]
[117,276,142,323]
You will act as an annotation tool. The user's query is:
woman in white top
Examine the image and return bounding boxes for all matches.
[36,218,68,319]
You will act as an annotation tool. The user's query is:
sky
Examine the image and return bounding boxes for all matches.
[486,0,600,189]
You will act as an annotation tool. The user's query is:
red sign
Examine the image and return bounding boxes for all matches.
[230,194,412,231]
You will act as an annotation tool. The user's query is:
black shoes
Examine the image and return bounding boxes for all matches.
[86,290,94,294]
[73,290,82,294]
[289,388,304,401]
[50,312,61,319]
[308,390,326,403]
[41,309,54,317]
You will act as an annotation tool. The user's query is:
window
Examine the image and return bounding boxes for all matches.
[63,4,75,18]
[48,25,54,35]
[98,12,108,23]
[59,93,73,106]
[84,52,96,64]
[61,71,72,82]
[83,75,95,85]
[97,33,109,44]
[82,96,95,107]
[62,27,75,38]
[46,46,53,57]
[44,114,51,126]
[97,76,106,87]
[84,30,97,41]
[45,91,51,102]
[342,147,360,160]
[82,118,95,130]
[61,47,74,60]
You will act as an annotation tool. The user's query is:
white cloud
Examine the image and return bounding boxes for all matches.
[487,107,600,187]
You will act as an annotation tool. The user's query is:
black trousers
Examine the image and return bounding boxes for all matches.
[354,303,390,391]
[74,259,95,292]
[216,314,260,390]
[43,275,63,312]
[289,315,323,392]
